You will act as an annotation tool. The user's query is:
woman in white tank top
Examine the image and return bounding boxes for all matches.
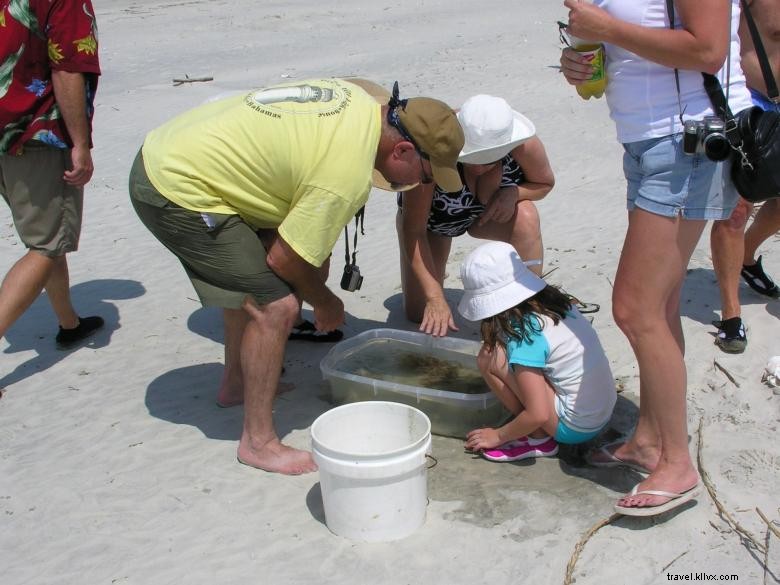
[559,0,750,517]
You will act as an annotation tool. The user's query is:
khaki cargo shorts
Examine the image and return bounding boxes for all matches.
[129,150,292,309]
[0,142,84,257]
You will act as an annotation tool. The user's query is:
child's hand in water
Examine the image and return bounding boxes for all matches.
[465,427,503,451]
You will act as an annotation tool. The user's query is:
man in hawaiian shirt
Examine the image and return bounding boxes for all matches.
[0,0,102,349]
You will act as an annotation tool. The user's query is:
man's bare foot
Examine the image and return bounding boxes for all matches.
[237,437,318,475]
[216,383,244,408]
[217,381,295,408]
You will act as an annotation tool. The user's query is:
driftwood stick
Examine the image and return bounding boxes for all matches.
[563,513,621,585]
[696,419,766,554]
[713,360,741,388]
[763,527,770,585]
[172,75,214,86]
[661,549,690,573]
[756,508,780,539]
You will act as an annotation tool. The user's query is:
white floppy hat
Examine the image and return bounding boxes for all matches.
[457,95,536,165]
[457,241,546,321]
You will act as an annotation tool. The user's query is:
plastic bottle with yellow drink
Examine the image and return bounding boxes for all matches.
[558,21,607,100]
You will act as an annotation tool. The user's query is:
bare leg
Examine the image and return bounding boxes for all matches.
[743,198,780,264]
[217,307,295,407]
[710,199,751,320]
[236,294,317,475]
[476,344,524,415]
[468,198,544,275]
[216,308,249,408]
[611,209,704,510]
[0,250,56,339]
[44,255,80,329]
[476,343,556,439]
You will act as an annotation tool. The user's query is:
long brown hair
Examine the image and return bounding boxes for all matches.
[480,285,572,351]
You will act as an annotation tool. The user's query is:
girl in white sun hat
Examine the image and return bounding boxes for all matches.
[459,241,617,462]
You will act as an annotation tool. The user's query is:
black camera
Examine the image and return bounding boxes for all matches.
[340,264,363,292]
[682,116,731,161]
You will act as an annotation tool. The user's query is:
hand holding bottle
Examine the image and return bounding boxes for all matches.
[560,0,609,99]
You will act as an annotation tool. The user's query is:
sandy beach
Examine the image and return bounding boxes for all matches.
[1,1,778,583]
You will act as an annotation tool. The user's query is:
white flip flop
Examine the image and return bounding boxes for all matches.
[614,483,702,517]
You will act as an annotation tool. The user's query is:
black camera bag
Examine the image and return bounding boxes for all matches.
[701,0,780,203]
[730,107,780,202]
[668,0,780,203]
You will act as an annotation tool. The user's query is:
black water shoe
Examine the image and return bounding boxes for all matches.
[712,317,747,354]
[741,256,779,298]
[55,315,105,350]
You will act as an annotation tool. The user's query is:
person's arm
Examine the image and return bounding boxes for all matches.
[477,138,555,226]
[561,0,732,85]
[50,70,93,187]
[266,236,344,332]
[399,183,458,336]
[464,366,554,450]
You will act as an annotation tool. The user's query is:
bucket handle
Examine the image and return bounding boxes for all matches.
[426,453,438,470]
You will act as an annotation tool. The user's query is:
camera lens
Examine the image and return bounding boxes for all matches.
[703,134,731,162]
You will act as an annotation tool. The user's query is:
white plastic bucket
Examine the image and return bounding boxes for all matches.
[311,401,432,542]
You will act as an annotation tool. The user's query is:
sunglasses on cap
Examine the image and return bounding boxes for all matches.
[386,82,433,184]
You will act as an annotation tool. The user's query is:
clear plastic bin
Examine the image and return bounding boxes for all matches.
[320,329,507,438]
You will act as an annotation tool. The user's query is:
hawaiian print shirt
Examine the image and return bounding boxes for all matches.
[0,0,100,155]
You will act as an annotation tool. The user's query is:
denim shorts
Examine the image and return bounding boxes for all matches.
[750,87,780,112]
[623,133,738,220]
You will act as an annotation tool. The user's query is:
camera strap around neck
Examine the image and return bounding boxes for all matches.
[343,206,365,267]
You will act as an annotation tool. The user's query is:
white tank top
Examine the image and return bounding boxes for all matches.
[597,0,754,143]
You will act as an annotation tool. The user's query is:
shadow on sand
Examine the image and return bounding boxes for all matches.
[1,278,145,388]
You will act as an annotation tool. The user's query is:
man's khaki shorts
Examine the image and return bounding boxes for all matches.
[0,142,84,257]
[129,150,292,309]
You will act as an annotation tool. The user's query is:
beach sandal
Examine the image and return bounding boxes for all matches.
[481,437,558,462]
[288,320,344,343]
[586,442,651,474]
[55,315,105,350]
[741,256,780,298]
[614,482,702,517]
[712,317,747,354]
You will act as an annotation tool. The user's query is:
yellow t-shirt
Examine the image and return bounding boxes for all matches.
[141,78,380,267]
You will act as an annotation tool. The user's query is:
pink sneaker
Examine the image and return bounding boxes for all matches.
[482,437,558,462]
[498,437,529,448]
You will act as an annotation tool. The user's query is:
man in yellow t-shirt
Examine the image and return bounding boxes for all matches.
[129,78,464,475]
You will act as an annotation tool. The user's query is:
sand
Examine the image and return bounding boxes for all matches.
[1,1,778,583]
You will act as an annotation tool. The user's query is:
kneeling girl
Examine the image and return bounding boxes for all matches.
[459,241,616,461]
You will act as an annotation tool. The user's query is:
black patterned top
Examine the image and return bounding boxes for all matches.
[398,154,526,237]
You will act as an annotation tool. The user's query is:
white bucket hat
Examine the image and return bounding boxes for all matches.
[457,241,546,321]
[457,95,536,165]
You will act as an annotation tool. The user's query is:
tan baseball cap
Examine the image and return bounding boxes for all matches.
[396,95,464,193]
[343,78,464,193]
